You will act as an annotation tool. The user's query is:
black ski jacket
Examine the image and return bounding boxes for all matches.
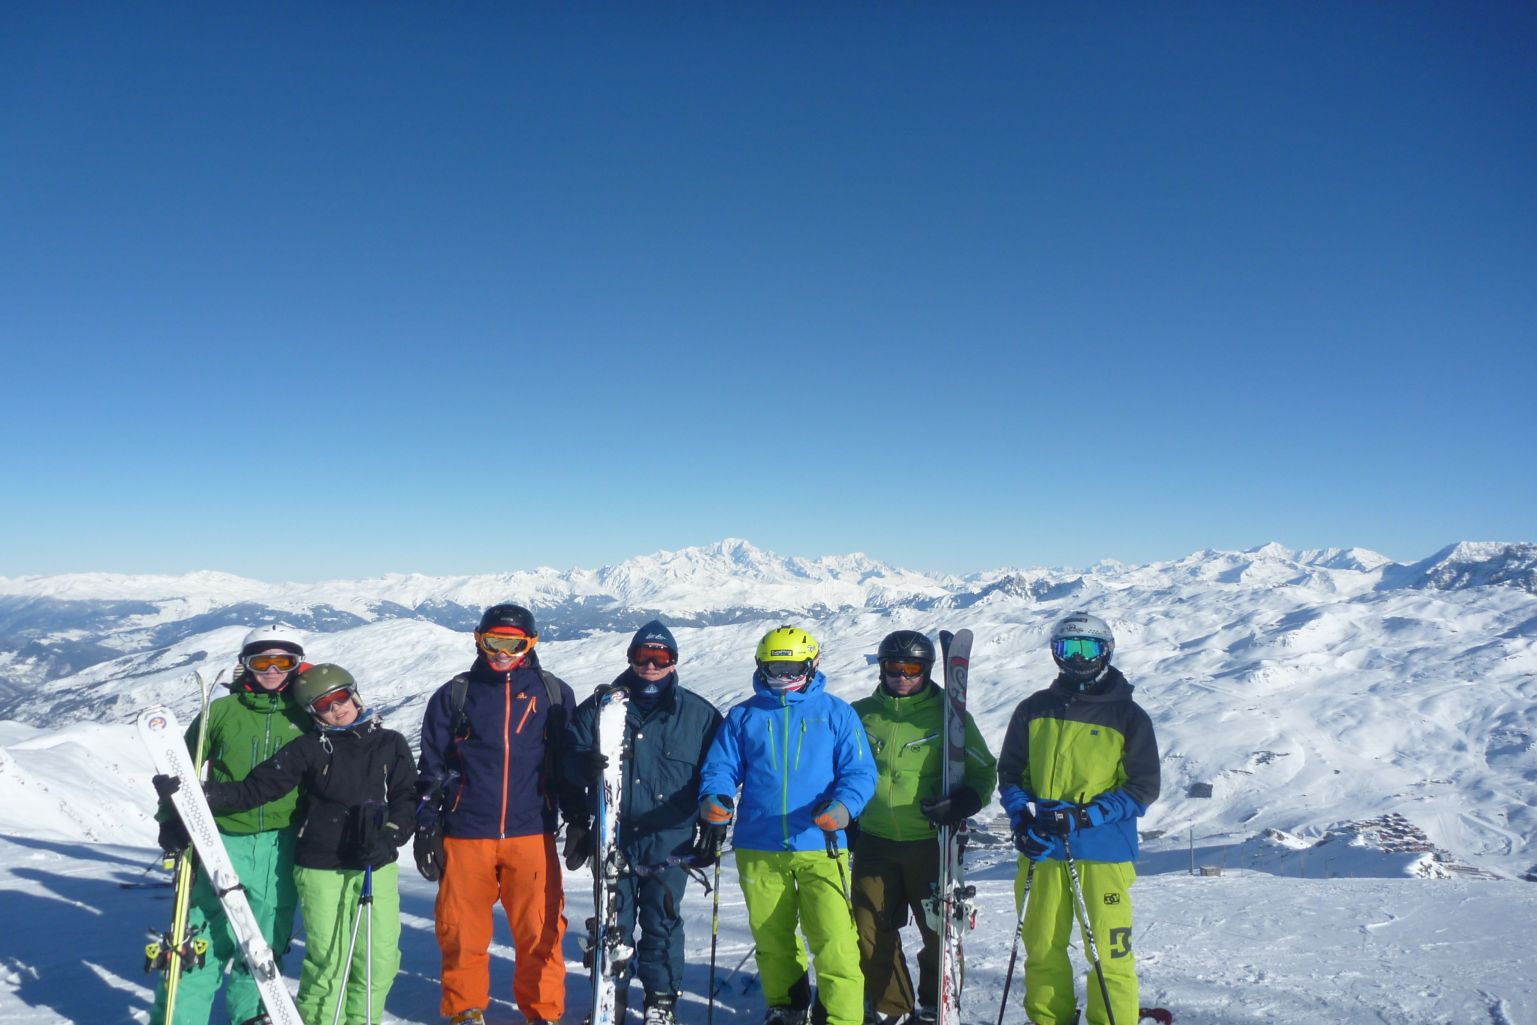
[204,716,418,871]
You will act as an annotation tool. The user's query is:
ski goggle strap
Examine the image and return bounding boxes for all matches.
[1053,637,1108,661]
[243,653,301,673]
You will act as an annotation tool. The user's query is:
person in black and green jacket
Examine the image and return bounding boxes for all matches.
[997,612,1161,1025]
[150,625,312,1025]
[850,630,997,1025]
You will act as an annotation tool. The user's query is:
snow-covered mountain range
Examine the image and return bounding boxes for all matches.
[2,537,1535,882]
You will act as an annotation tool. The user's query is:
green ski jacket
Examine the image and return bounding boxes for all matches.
[852,681,997,842]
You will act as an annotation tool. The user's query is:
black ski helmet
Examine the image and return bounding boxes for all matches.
[476,603,537,637]
[877,630,937,672]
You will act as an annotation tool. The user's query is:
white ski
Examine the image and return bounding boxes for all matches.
[588,685,633,1025]
[138,705,303,1025]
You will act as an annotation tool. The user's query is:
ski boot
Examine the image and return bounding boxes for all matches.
[449,1010,486,1025]
[643,993,677,1025]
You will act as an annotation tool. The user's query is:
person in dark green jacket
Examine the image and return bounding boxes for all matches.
[850,630,997,1025]
[150,625,312,1025]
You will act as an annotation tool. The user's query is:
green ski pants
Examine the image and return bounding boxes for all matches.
[151,828,298,1025]
[293,862,401,1025]
[736,849,863,1025]
[851,832,940,1017]
[1014,857,1137,1025]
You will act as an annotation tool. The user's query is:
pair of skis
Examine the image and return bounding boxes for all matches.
[585,684,634,1025]
[930,629,977,1025]
[138,699,303,1025]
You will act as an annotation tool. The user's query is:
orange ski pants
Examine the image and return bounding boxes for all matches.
[437,834,567,1020]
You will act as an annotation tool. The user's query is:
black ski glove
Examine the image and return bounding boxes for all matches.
[564,819,593,871]
[157,816,190,856]
[919,786,984,828]
[690,820,727,868]
[152,774,181,800]
[582,750,609,781]
[414,819,444,882]
[1038,802,1094,837]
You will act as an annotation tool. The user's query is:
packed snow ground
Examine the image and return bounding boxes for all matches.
[1,829,1532,1025]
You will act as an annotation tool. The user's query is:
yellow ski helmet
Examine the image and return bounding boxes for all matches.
[755,625,820,664]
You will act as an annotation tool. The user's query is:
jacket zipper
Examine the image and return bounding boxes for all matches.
[781,700,792,849]
[500,676,512,838]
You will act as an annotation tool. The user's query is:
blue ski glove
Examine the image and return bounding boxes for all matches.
[1013,823,1058,862]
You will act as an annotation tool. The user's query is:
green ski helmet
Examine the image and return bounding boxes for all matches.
[294,663,360,717]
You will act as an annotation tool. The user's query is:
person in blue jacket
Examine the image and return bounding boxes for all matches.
[565,620,723,1025]
[696,625,877,1025]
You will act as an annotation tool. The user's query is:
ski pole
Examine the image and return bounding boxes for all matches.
[715,944,757,996]
[331,864,372,1025]
[706,854,722,1025]
[1061,836,1117,1025]
[364,863,374,1025]
[995,860,1035,1025]
[823,830,854,923]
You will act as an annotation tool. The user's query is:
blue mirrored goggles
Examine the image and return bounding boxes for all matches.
[1052,637,1107,661]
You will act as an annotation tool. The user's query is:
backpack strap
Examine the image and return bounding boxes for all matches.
[449,672,474,740]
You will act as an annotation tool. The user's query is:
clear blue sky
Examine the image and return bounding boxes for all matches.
[3,3,1534,581]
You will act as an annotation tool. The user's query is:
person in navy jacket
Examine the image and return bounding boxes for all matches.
[416,603,580,1025]
[564,620,723,1025]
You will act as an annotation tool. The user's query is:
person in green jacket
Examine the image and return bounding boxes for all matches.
[850,630,997,1025]
[150,625,312,1025]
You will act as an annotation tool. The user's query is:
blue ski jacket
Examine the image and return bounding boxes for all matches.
[698,670,876,853]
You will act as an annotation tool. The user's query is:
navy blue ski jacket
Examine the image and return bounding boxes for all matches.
[417,653,579,840]
[564,670,723,866]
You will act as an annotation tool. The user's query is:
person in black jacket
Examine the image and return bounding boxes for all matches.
[160,664,417,1025]
[564,620,723,1025]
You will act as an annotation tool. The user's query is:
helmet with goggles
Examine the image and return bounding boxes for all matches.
[475,603,539,661]
[240,625,305,659]
[1049,612,1115,684]
[294,663,360,718]
[755,625,820,690]
[876,630,936,678]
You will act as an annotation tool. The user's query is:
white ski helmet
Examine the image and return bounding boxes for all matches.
[1049,612,1114,683]
[240,624,306,658]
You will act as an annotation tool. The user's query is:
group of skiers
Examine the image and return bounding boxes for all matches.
[147,604,1161,1025]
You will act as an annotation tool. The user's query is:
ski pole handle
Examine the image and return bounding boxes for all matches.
[823,830,838,858]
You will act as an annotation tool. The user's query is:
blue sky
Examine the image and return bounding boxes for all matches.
[3,3,1534,581]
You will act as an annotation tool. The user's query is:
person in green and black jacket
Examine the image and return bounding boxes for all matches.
[851,630,997,1025]
[997,612,1161,1025]
[149,625,313,1025]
